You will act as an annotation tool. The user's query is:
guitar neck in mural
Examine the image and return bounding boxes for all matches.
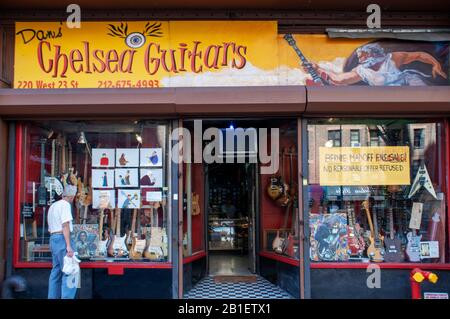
[283,34,328,85]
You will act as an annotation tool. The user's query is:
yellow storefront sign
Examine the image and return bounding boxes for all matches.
[319,146,410,186]
[14,21,278,88]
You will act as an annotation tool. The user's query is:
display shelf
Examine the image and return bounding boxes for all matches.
[259,251,299,267]
[183,251,207,264]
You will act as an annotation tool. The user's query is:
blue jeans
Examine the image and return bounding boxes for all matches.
[48,234,78,299]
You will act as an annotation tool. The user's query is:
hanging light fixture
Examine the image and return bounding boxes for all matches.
[136,133,143,144]
[78,131,87,144]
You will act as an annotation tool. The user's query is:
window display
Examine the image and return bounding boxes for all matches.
[261,120,299,260]
[307,119,447,263]
[17,120,171,263]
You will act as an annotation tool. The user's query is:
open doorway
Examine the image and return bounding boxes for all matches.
[206,162,257,276]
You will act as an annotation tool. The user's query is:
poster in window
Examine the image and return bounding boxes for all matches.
[115,168,139,188]
[92,149,115,168]
[309,213,349,261]
[116,148,139,167]
[71,224,99,259]
[140,168,163,188]
[92,189,116,209]
[92,169,115,188]
[140,148,163,167]
[118,189,141,209]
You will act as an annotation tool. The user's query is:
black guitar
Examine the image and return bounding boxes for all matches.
[283,34,329,86]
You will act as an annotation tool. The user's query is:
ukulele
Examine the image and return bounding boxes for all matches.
[363,200,384,262]
[384,207,404,262]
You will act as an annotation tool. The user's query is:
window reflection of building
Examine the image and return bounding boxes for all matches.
[307,121,437,185]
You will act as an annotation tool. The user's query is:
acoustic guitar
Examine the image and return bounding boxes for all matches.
[363,200,384,262]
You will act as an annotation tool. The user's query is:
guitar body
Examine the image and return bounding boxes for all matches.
[267,175,284,200]
[272,230,284,253]
[112,234,128,257]
[130,236,146,260]
[406,232,422,262]
[384,237,404,262]
[192,193,201,216]
[144,227,165,260]
[347,225,363,256]
[367,235,385,262]
[98,235,109,257]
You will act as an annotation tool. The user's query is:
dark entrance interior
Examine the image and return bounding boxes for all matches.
[206,162,257,275]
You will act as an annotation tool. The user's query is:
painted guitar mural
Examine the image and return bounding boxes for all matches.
[283,34,329,86]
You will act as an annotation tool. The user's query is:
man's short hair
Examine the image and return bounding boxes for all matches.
[63,185,77,197]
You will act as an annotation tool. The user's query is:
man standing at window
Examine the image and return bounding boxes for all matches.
[47,185,78,299]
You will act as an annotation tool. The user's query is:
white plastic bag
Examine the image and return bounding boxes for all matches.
[62,255,81,276]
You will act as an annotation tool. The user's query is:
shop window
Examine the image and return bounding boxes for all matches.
[17,120,171,264]
[350,130,360,147]
[328,130,341,147]
[261,120,299,261]
[414,129,425,149]
[369,129,380,146]
[307,119,447,264]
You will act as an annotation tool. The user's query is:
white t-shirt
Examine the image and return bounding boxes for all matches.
[47,199,73,233]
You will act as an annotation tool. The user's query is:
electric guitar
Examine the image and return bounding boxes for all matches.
[363,200,384,262]
[144,207,165,260]
[406,230,422,262]
[111,208,128,257]
[129,209,146,260]
[346,202,365,257]
[283,34,329,86]
[97,209,109,257]
[384,207,404,262]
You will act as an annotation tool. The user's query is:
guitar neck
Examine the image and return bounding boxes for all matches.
[99,209,104,240]
[131,209,137,235]
[363,200,375,235]
[284,35,324,84]
[116,208,121,236]
[389,208,395,240]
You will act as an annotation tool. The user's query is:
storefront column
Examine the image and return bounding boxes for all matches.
[171,119,183,299]
[298,118,311,299]
[0,118,8,281]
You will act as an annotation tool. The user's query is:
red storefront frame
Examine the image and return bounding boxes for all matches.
[12,118,450,272]
[12,123,172,273]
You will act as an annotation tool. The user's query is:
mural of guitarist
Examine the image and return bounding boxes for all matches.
[297,40,448,86]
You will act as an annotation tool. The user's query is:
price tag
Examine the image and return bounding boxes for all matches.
[409,202,423,230]
[21,203,34,218]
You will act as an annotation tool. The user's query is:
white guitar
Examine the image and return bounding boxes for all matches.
[111,208,128,257]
